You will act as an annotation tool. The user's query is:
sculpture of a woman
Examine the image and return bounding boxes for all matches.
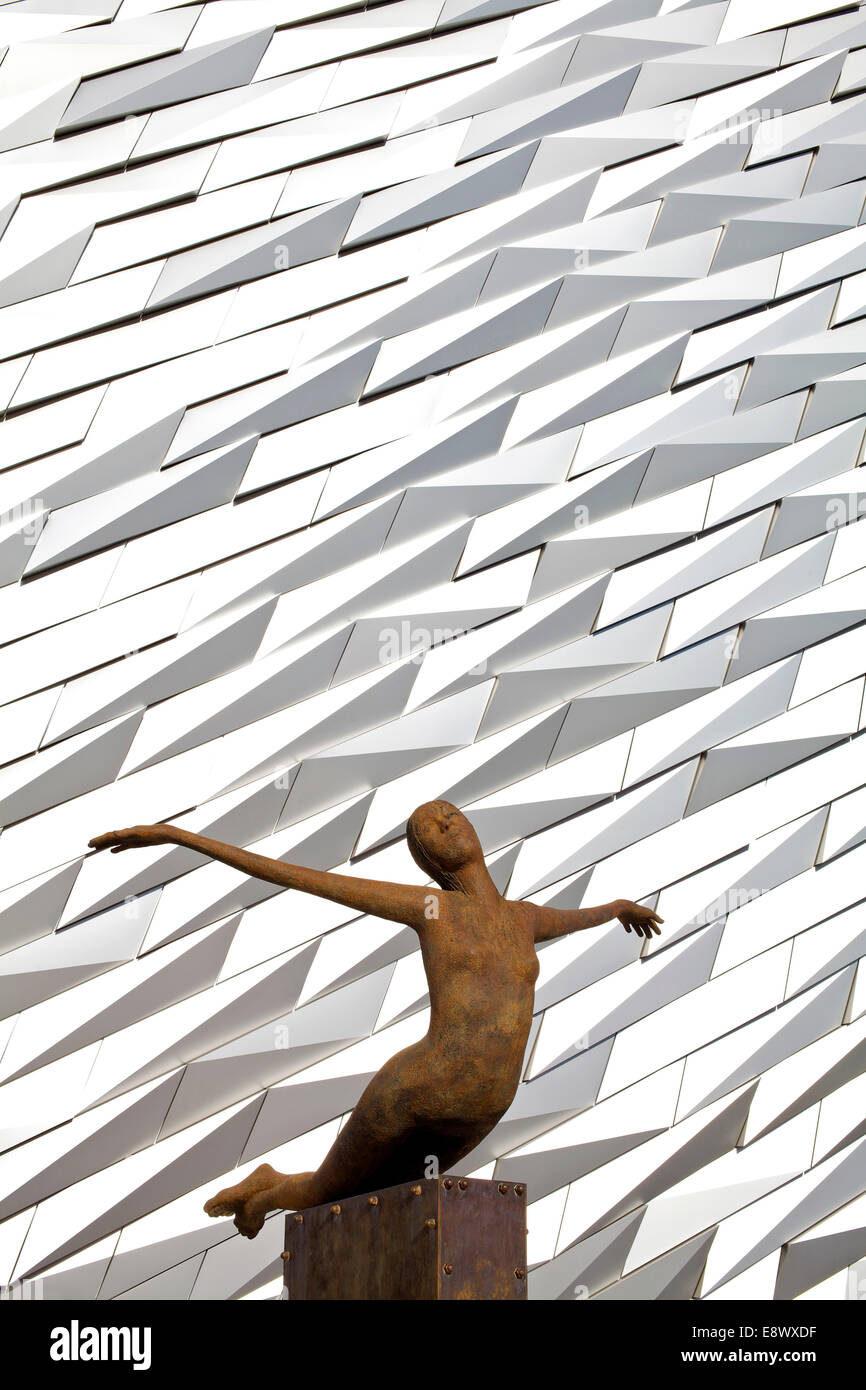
[89,801,661,1237]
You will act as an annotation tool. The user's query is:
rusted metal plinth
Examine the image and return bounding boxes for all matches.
[282,1177,527,1300]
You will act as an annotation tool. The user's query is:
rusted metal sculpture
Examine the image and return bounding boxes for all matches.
[89,801,662,1238]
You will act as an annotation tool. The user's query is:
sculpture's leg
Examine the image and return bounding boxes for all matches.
[204,1046,492,1237]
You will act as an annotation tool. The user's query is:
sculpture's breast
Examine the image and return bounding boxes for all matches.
[514,951,540,986]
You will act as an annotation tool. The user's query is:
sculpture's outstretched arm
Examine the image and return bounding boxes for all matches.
[88,825,433,930]
[529,898,663,942]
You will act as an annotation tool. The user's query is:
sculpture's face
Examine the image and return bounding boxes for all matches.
[407,800,481,877]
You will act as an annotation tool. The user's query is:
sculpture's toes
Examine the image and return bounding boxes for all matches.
[204,1189,240,1218]
[235,1209,266,1240]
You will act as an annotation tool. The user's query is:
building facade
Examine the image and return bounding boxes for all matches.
[1,0,866,1301]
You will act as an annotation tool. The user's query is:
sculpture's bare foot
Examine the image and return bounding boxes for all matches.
[204,1162,281,1239]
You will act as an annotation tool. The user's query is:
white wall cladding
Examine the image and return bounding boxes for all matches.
[1,0,866,1304]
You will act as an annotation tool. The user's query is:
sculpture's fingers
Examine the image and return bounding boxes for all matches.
[88,832,117,851]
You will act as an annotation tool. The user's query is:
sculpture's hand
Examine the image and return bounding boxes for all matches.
[88,825,174,853]
[617,900,663,938]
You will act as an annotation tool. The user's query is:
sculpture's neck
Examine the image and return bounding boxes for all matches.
[450,859,500,903]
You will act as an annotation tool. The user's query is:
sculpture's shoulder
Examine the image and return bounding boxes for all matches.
[502,896,540,934]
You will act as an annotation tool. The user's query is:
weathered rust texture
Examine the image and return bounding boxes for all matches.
[282,1177,527,1301]
[89,801,661,1238]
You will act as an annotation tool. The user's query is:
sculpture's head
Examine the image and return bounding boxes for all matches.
[406,800,483,890]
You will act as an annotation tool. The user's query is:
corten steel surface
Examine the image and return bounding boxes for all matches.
[90,802,661,1238]
[281,1177,528,1301]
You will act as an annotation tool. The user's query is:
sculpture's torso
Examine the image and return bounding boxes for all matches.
[403,895,540,1126]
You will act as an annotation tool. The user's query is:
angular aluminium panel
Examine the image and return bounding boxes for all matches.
[0,0,865,1304]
